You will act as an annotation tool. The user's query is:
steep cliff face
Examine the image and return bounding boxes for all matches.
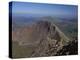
[28,21,70,57]
[12,21,77,58]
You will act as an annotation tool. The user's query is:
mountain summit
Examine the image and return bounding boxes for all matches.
[12,20,77,58]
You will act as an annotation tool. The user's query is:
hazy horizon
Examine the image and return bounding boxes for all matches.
[11,1,78,19]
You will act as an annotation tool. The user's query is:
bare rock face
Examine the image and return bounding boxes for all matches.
[12,20,76,58]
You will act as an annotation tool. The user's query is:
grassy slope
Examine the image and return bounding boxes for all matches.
[12,41,34,58]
